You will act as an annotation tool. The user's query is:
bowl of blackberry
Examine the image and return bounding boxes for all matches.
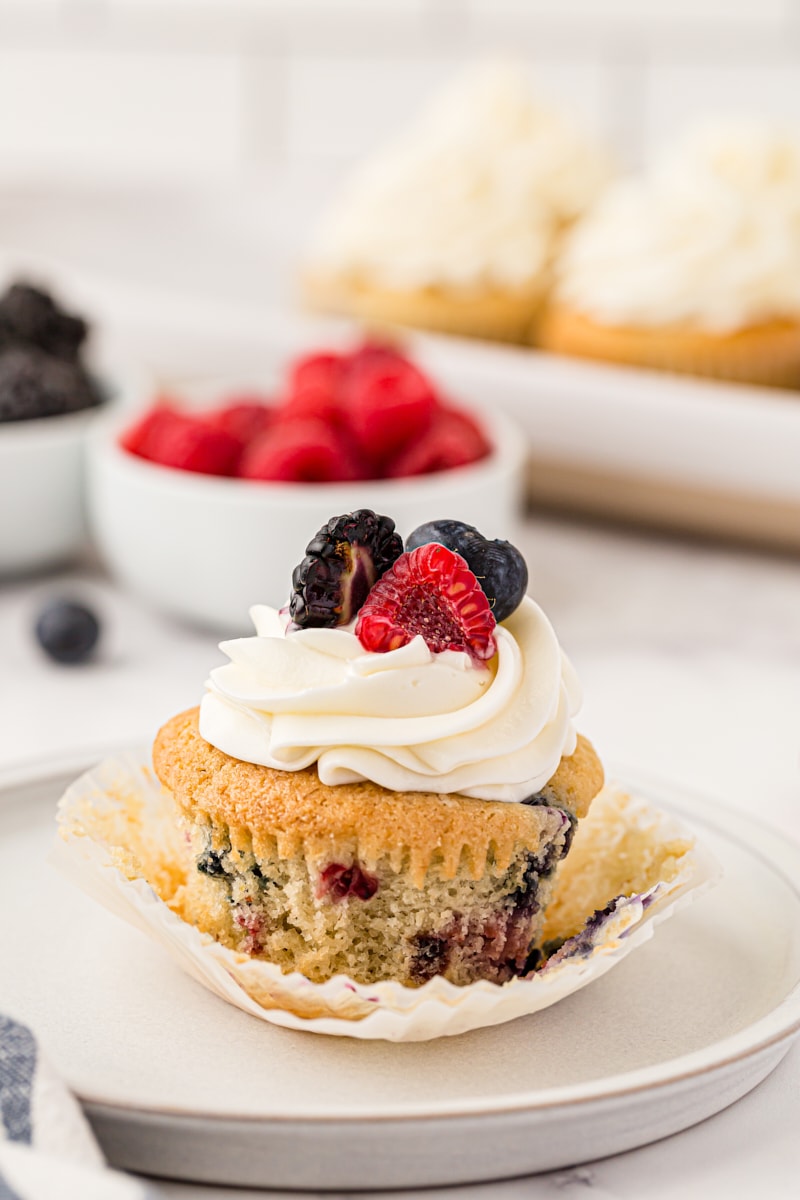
[88,340,527,631]
[0,280,108,574]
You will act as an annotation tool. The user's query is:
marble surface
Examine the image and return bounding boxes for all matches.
[2,512,799,1199]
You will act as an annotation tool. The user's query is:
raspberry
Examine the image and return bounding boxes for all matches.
[343,341,406,383]
[205,396,273,447]
[120,405,240,475]
[316,862,378,903]
[290,509,403,628]
[355,543,497,662]
[348,358,438,468]
[233,906,266,955]
[280,383,346,432]
[119,406,169,456]
[286,352,350,428]
[406,520,528,622]
[289,351,344,397]
[238,418,361,483]
[386,408,491,477]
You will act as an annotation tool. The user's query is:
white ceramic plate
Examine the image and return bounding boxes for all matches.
[1,756,798,1191]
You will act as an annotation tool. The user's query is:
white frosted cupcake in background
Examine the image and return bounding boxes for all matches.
[541,120,800,387]
[304,64,612,344]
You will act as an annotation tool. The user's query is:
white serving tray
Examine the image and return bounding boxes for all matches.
[415,334,800,551]
[1,755,798,1190]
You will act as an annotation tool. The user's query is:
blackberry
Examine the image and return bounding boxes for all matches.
[0,347,101,423]
[289,509,403,628]
[522,946,544,973]
[34,599,100,664]
[409,933,449,983]
[197,849,227,878]
[0,282,87,361]
[406,518,528,622]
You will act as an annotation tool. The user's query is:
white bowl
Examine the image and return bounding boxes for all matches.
[0,407,100,575]
[86,406,528,632]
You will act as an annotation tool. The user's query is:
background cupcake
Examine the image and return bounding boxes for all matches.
[541,120,800,387]
[304,63,611,344]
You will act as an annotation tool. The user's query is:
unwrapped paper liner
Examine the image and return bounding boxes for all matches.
[53,753,720,1042]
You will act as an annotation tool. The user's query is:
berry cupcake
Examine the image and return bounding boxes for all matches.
[541,120,800,386]
[152,511,604,988]
[304,65,611,344]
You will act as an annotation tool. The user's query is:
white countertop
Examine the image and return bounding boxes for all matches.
[2,512,799,1200]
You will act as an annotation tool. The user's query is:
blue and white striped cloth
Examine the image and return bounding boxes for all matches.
[0,1014,157,1200]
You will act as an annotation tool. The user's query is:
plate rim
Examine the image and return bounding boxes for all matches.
[3,749,800,1125]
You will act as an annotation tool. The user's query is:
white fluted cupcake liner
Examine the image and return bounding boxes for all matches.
[52,753,720,1042]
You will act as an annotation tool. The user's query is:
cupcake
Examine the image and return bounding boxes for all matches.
[304,65,611,344]
[541,120,800,387]
[153,511,604,988]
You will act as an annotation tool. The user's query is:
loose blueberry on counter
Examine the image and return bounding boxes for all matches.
[406,519,528,622]
[34,599,100,664]
[289,509,403,628]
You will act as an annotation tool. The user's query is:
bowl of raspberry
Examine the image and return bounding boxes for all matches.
[87,340,528,631]
[0,281,109,574]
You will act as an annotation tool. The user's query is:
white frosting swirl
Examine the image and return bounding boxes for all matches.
[310,64,611,292]
[199,597,581,803]
[556,120,800,331]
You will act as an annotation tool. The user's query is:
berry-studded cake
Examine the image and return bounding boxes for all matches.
[152,512,604,988]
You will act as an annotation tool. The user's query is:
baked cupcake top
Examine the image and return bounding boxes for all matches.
[155,708,603,882]
[554,120,800,331]
[308,64,611,293]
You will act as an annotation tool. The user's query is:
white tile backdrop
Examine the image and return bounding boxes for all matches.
[0,0,799,185]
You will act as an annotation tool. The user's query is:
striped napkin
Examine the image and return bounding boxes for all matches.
[0,1014,158,1200]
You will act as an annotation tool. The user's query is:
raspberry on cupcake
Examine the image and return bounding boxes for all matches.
[152,512,604,988]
